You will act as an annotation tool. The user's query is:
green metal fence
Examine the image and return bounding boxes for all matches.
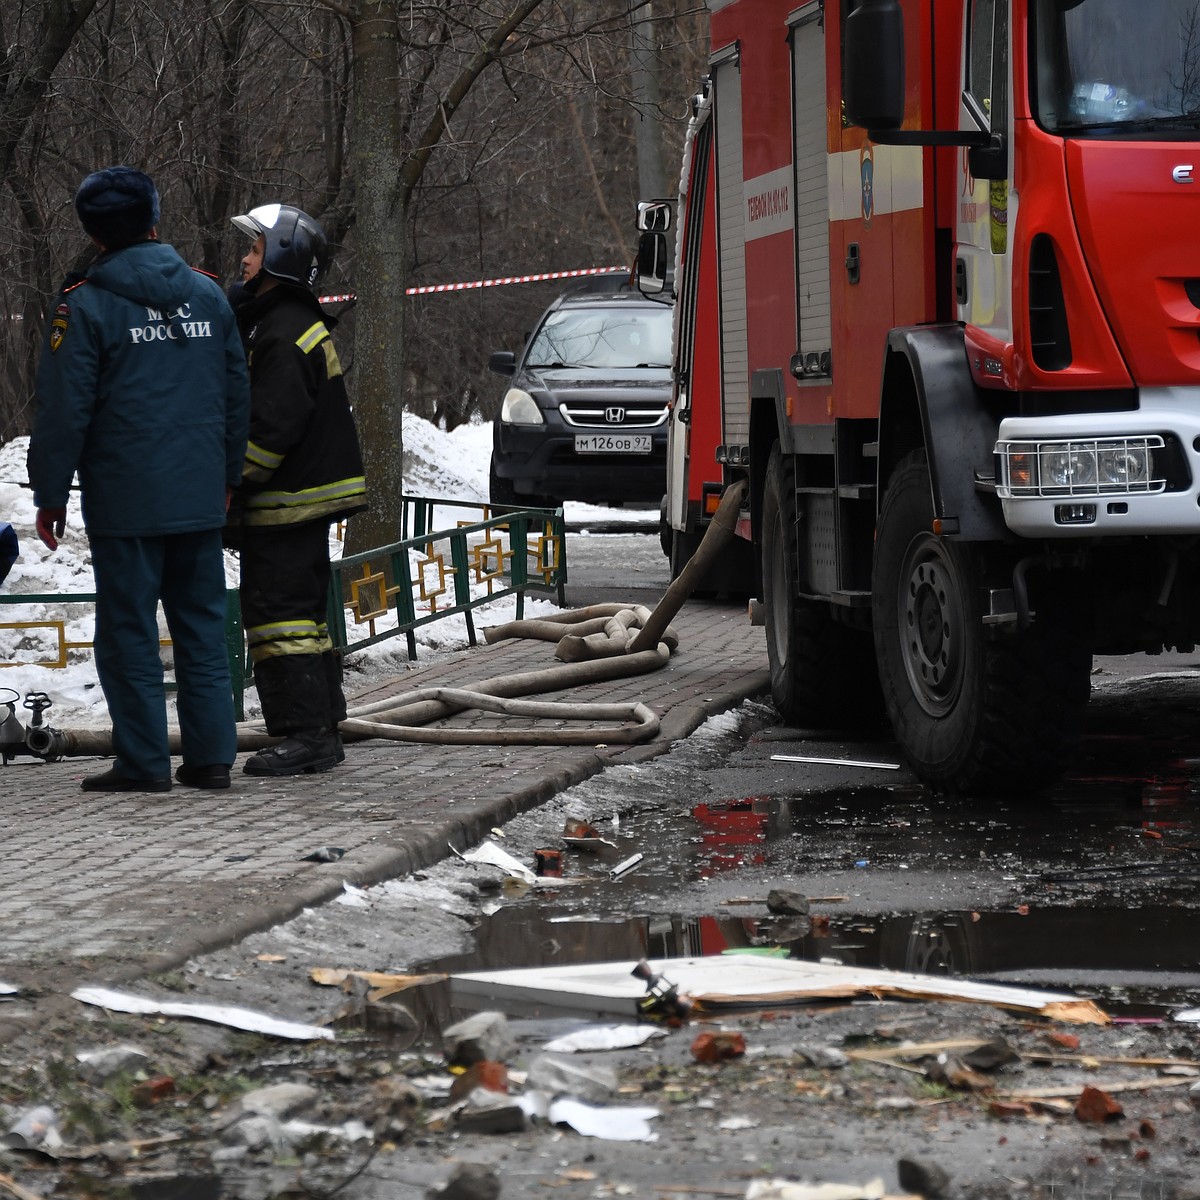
[1,497,567,721]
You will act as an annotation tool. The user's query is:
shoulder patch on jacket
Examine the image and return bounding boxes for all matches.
[49,300,71,353]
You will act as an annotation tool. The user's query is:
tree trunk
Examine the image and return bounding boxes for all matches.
[631,2,667,203]
[348,0,407,554]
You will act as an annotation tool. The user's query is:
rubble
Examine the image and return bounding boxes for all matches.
[442,1011,517,1066]
[526,1052,619,1103]
[428,1162,502,1200]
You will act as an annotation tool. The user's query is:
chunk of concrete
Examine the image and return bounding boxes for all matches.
[442,1011,516,1066]
[527,1053,618,1104]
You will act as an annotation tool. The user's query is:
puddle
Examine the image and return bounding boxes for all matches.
[406,767,1200,1027]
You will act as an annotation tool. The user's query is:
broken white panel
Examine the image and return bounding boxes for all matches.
[72,986,335,1041]
[519,1092,659,1141]
[745,1180,887,1200]
[543,1024,669,1053]
[449,839,538,884]
[451,956,1108,1025]
[336,881,373,908]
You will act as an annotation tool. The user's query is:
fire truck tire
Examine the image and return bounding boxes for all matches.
[762,445,880,727]
[872,450,1091,795]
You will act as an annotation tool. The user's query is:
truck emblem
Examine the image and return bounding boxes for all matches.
[860,147,874,227]
[1173,164,1194,184]
[605,406,626,423]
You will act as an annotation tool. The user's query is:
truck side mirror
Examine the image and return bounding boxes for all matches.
[637,200,673,233]
[843,0,906,132]
[635,231,670,297]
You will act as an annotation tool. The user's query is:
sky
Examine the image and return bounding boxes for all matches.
[0,413,652,730]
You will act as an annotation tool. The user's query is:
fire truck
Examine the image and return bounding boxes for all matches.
[639,0,1200,795]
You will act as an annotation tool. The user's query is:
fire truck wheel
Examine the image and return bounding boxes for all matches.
[872,449,1090,795]
[761,445,881,727]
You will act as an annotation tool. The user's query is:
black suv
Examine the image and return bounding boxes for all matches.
[488,286,672,508]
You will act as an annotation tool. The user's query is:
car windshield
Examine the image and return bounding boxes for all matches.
[525,304,672,370]
[1033,0,1200,133]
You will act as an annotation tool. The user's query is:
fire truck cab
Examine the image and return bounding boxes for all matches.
[646,0,1200,794]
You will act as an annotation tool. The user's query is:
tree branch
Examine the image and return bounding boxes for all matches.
[397,0,547,211]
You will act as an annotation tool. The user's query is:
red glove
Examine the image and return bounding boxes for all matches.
[36,507,66,551]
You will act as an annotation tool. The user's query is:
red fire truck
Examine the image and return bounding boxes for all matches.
[640,0,1200,795]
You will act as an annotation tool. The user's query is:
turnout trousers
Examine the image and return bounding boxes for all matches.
[89,529,237,780]
[238,520,346,737]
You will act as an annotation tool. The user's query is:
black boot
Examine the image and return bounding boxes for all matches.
[323,650,347,764]
[243,728,340,776]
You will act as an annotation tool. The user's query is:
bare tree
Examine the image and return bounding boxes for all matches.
[0,0,102,441]
[0,0,704,551]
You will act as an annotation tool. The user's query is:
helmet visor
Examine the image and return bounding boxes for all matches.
[231,203,283,239]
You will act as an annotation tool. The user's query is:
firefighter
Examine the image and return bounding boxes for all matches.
[28,166,250,791]
[229,203,367,776]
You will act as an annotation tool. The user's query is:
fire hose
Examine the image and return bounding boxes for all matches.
[5,481,746,761]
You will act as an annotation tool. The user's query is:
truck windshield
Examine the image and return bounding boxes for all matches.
[1034,0,1200,133]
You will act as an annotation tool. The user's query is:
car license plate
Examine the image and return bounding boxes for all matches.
[574,434,652,454]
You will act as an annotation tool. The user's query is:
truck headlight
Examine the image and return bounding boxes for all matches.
[500,389,544,425]
[997,436,1164,497]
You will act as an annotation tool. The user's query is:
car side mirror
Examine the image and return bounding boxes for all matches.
[489,350,516,377]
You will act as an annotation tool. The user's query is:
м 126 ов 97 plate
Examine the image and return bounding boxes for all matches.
[575,434,653,454]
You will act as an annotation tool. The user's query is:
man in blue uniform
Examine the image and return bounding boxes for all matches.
[229,204,367,775]
[28,166,251,792]
[0,522,17,585]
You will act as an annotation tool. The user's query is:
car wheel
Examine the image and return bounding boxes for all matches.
[488,454,518,507]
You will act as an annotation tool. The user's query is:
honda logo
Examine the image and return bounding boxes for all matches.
[605,406,626,423]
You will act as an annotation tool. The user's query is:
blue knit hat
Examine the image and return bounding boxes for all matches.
[75,166,160,248]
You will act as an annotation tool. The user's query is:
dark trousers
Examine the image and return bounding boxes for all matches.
[90,529,236,779]
[239,521,346,736]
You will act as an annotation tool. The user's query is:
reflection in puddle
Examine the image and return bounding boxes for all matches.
[409,765,1200,1030]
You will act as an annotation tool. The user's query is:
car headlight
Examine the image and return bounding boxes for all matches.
[500,388,544,425]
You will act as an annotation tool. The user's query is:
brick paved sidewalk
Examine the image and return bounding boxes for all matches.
[0,601,766,996]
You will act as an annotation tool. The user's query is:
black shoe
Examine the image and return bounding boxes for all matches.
[332,729,346,764]
[175,763,231,789]
[81,767,171,793]
[243,729,340,777]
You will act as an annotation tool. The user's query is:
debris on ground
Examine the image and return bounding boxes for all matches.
[69,985,335,1040]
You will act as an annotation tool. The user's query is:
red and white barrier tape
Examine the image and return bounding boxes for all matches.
[318,265,627,305]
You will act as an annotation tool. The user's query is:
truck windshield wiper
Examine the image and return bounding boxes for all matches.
[1064,115,1200,134]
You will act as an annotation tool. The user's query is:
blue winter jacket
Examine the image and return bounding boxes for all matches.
[28,240,250,537]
